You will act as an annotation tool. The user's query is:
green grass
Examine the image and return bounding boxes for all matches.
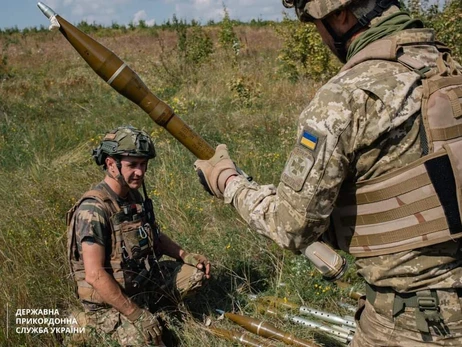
[3,2,461,342]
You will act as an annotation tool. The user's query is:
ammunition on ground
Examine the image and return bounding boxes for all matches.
[286,314,353,344]
[217,309,319,347]
[260,305,353,345]
[208,327,272,347]
[37,1,213,160]
[36,1,347,280]
[255,296,356,329]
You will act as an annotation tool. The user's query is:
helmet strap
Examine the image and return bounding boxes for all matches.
[323,0,399,63]
[106,157,130,189]
[322,19,349,63]
[115,158,130,189]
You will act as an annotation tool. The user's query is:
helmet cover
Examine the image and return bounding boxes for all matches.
[92,126,156,166]
[283,0,356,21]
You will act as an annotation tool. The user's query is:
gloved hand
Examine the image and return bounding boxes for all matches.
[126,307,163,346]
[182,252,211,279]
[194,144,238,198]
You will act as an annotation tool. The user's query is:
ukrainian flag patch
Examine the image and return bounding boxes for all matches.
[300,130,318,150]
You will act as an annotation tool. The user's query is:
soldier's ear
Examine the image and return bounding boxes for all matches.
[105,156,115,170]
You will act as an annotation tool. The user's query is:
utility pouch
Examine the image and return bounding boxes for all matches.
[120,222,152,260]
[367,283,446,335]
[112,204,154,261]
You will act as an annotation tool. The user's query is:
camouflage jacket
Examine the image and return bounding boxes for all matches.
[224,28,462,291]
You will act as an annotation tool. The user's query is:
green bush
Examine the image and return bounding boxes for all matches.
[153,16,214,87]
[423,0,462,60]
[218,6,241,57]
[228,76,262,108]
[275,16,339,82]
[183,24,214,66]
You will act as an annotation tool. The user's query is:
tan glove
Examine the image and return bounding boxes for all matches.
[127,307,163,346]
[182,252,211,279]
[194,144,238,198]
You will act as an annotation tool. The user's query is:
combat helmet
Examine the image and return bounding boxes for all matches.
[282,0,356,22]
[283,0,400,22]
[282,0,400,62]
[92,126,156,168]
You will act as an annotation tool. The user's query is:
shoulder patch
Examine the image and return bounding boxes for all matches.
[281,126,325,191]
[298,127,325,156]
[300,130,319,150]
[281,146,314,192]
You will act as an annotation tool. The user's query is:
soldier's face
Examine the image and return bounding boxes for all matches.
[119,156,148,190]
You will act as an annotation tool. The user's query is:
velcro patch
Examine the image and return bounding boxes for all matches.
[104,133,117,140]
[281,146,314,192]
[300,130,318,151]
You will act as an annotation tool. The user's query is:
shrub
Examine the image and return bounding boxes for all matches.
[275,16,339,82]
[153,16,214,87]
[218,6,241,57]
[423,0,462,60]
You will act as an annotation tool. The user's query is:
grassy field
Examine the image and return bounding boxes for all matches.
[1,4,460,344]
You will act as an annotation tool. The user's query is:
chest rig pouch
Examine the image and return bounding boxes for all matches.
[112,203,153,260]
[111,201,159,292]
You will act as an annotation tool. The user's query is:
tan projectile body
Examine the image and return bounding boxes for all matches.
[224,311,318,347]
[209,327,272,347]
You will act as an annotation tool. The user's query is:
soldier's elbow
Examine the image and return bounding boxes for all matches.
[85,268,106,286]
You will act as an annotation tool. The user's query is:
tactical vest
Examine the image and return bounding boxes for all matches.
[67,186,157,304]
[332,31,462,257]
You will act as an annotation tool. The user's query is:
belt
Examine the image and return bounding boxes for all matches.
[365,283,462,334]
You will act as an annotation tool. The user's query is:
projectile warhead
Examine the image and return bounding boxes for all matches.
[35,0,214,159]
[37,2,57,19]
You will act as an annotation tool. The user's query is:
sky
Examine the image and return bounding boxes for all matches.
[1,0,292,31]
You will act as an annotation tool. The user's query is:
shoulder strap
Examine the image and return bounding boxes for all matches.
[66,190,120,235]
[81,188,120,215]
[341,37,398,71]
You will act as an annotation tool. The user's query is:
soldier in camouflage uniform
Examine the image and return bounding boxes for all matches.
[67,126,211,346]
[194,0,462,345]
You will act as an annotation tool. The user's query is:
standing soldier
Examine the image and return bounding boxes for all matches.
[68,126,211,346]
[194,0,462,345]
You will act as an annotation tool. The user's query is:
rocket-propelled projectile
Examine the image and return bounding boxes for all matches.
[208,327,271,347]
[37,1,214,159]
[220,310,319,347]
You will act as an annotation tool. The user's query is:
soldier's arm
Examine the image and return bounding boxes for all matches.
[82,240,139,316]
[157,232,183,259]
[224,85,355,252]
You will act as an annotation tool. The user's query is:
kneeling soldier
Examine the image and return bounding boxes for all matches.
[67,126,211,346]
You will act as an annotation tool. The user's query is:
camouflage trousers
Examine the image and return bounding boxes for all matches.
[67,261,205,346]
[351,289,462,346]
